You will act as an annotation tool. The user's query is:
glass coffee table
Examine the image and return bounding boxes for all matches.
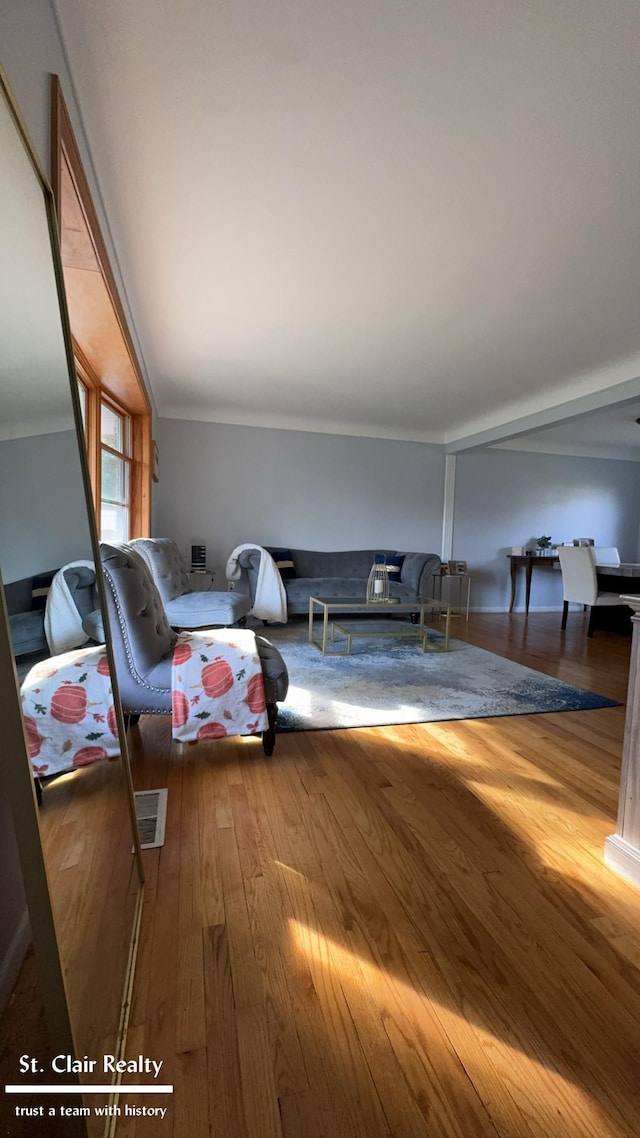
[308,595,451,656]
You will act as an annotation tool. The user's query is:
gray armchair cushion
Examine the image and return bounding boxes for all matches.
[164,591,251,628]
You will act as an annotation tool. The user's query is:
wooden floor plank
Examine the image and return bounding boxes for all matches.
[203,922,249,1136]
[249,756,393,1138]
[171,1048,209,1138]
[236,1002,284,1138]
[216,825,265,1010]
[242,871,310,1097]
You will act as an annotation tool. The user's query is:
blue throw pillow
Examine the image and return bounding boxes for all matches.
[385,554,405,582]
[374,553,405,582]
[270,548,296,580]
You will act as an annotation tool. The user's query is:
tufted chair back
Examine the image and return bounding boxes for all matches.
[100,541,177,713]
[131,537,191,604]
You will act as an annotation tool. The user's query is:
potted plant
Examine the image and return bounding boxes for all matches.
[536,535,553,556]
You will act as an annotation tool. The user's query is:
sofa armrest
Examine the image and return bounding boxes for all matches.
[236,548,262,571]
[399,553,441,598]
[232,548,263,604]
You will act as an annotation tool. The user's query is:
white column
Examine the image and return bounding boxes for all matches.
[441,454,456,562]
[604,594,640,888]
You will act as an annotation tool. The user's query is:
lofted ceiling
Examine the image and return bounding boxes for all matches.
[52,0,640,454]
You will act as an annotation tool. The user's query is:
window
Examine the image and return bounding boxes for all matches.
[100,402,131,541]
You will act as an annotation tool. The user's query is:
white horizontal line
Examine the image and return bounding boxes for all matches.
[5,1085,174,1095]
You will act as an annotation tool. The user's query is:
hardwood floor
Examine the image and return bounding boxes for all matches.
[0,949,85,1138]
[118,613,640,1138]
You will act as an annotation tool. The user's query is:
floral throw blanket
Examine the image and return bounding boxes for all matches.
[171,628,268,743]
[21,646,120,778]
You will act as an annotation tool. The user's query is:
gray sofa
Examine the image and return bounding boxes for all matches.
[5,566,101,660]
[235,547,441,616]
[5,574,52,658]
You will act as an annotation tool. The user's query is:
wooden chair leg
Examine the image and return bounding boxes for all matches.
[262,703,278,756]
[561,600,569,630]
[587,607,596,637]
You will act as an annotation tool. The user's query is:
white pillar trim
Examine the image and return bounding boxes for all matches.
[604,835,640,889]
[441,454,456,562]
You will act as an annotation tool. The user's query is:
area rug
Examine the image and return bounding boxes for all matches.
[261,619,619,732]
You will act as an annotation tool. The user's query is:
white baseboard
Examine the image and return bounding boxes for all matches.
[604,834,640,890]
[0,908,31,1014]
[470,605,564,614]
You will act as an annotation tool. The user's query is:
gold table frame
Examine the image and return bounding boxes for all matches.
[308,596,452,656]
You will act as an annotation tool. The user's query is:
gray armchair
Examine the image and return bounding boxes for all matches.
[100,542,289,756]
[132,537,251,628]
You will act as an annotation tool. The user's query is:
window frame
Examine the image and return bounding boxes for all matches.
[100,395,133,542]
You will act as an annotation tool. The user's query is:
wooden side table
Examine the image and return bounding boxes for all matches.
[432,571,471,620]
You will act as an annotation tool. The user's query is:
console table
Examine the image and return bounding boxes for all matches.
[508,553,559,615]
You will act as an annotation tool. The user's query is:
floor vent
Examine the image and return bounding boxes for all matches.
[133,788,168,849]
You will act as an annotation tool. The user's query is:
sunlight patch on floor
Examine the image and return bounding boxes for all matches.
[289,917,611,1136]
[274,860,308,879]
[463,776,603,838]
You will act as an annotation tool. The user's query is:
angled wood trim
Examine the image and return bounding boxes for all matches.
[51,75,151,537]
[51,76,151,415]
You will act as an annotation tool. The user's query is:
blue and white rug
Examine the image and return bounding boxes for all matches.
[261,619,619,732]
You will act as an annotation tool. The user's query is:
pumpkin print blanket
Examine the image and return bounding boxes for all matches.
[21,646,121,778]
[171,628,268,743]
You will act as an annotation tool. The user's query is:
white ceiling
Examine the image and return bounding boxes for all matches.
[53,0,640,454]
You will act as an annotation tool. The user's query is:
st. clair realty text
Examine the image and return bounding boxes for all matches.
[19,1054,164,1078]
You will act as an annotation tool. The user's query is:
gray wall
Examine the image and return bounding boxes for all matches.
[154,419,445,580]
[453,448,640,611]
[154,419,640,613]
[1,0,90,178]
[0,431,93,584]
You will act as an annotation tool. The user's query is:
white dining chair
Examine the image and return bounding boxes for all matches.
[558,546,625,636]
[591,546,621,566]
